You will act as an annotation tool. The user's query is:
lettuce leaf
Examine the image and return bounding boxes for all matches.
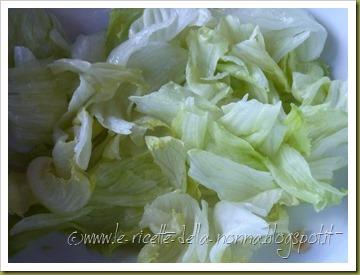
[138,192,209,262]
[221,9,327,62]
[265,145,346,211]
[188,149,277,201]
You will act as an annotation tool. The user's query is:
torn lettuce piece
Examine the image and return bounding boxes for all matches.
[138,192,209,262]
[73,109,93,170]
[324,80,348,112]
[27,157,93,213]
[51,108,93,180]
[301,104,347,142]
[265,145,346,211]
[230,26,289,92]
[300,103,347,168]
[283,104,311,156]
[213,14,255,45]
[51,59,147,134]
[51,59,146,112]
[130,82,188,124]
[185,27,231,103]
[311,128,347,160]
[171,98,210,150]
[108,8,211,65]
[130,81,222,131]
[210,194,290,262]
[291,72,330,105]
[9,58,77,154]
[217,55,270,103]
[90,153,172,207]
[221,8,327,62]
[308,157,346,183]
[127,42,188,92]
[129,116,171,147]
[145,136,187,192]
[219,96,283,148]
[205,122,266,171]
[188,149,277,202]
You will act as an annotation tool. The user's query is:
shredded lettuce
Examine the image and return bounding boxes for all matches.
[8,8,347,263]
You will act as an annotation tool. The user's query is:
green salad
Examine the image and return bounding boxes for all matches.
[9,8,347,262]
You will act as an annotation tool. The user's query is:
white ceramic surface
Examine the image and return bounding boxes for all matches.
[10,8,348,263]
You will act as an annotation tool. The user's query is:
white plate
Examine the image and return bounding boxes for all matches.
[10,8,348,263]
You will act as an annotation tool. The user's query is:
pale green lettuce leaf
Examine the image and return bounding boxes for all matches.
[108,8,211,65]
[171,98,210,150]
[257,120,287,156]
[139,192,200,237]
[222,9,327,62]
[265,145,346,211]
[182,200,210,262]
[145,136,187,191]
[308,157,346,183]
[283,104,311,156]
[311,128,347,160]
[291,72,330,105]
[209,190,290,263]
[241,189,298,217]
[213,15,255,45]
[51,108,93,179]
[205,122,266,171]
[9,59,77,154]
[188,149,277,202]
[73,109,93,170]
[185,27,231,103]
[219,96,283,147]
[230,26,289,92]
[51,59,147,134]
[217,55,270,103]
[298,102,347,184]
[52,135,76,179]
[138,192,209,262]
[127,42,188,92]
[129,116,170,147]
[130,82,188,124]
[301,104,347,142]
[27,157,93,213]
[324,80,348,112]
[90,153,172,207]
[210,213,261,262]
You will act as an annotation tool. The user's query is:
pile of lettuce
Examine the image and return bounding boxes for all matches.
[9,8,347,262]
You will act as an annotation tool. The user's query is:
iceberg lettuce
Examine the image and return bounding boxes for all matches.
[9,8,348,263]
